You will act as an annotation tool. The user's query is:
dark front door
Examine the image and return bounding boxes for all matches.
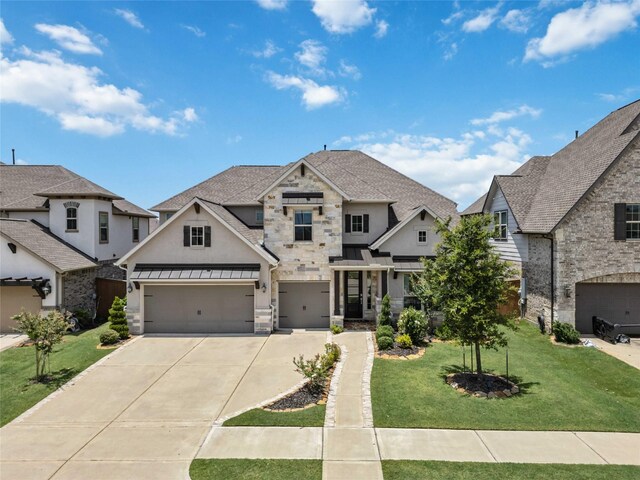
[345,271,363,318]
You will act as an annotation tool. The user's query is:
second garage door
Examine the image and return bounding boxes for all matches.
[144,285,254,333]
[278,282,330,329]
[0,286,42,333]
[575,283,640,333]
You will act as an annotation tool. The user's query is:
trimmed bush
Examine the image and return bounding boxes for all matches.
[99,329,120,345]
[398,307,428,344]
[396,334,413,349]
[330,324,344,334]
[376,325,394,340]
[108,296,129,340]
[377,335,394,350]
[553,322,581,344]
[378,293,392,326]
[322,342,341,369]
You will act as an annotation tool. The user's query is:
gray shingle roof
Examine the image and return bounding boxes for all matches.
[0,219,97,272]
[199,199,264,246]
[113,199,156,218]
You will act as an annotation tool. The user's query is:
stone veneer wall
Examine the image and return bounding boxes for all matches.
[96,259,125,280]
[263,165,343,328]
[63,268,97,313]
[522,235,553,331]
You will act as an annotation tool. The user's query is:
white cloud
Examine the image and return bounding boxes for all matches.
[182,24,205,37]
[1,19,14,45]
[500,9,531,33]
[256,0,288,10]
[596,86,639,102]
[251,40,281,58]
[114,9,145,29]
[227,134,243,144]
[462,4,502,33]
[471,105,542,125]
[338,59,361,80]
[374,19,389,38]
[35,24,102,55]
[266,71,344,109]
[0,48,196,137]
[525,1,640,62]
[311,0,376,34]
[443,41,459,61]
[295,39,328,76]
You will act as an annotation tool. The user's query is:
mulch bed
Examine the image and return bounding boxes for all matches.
[344,320,376,331]
[263,383,327,411]
[446,372,520,398]
[376,344,426,360]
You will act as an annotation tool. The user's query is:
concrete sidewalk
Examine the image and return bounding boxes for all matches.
[582,335,640,369]
[0,334,27,352]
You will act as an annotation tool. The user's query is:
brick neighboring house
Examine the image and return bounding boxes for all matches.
[117,150,459,335]
[463,100,640,333]
[0,165,154,331]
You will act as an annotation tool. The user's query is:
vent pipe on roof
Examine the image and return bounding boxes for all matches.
[12,148,15,165]
[323,144,326,151]
[575,130,579,139]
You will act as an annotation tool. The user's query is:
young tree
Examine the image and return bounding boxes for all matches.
[108,296,129,339]
[377,293,392,326]
[12,310,69,382]
[413,214,516,375]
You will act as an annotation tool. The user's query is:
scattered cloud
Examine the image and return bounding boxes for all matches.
[227,134,243,144]
[462,3,502,33]
[500,9,531,33]
[374,19,389,38]
[255,0,288,10]
[311,0,376,34]
[471,105,542,126]
[266,71,344,109]
[114,9,145,30]
[0,48,196,137]
[596,86,639,102]
[295,39,328,76]
[35,24,102,55]
[1,19,14,45]
[251,39,281,58]
[182,24,205,37]
[443,41,459,61]
[338,59,361,80]
[525,1,640,63]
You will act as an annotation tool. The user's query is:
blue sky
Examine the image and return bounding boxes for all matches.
[1,1,639,211]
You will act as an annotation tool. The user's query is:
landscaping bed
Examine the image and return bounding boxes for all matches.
[446,372,519,398]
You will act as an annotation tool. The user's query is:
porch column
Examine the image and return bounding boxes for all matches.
[334,270,340,316]
[381,269,388,297]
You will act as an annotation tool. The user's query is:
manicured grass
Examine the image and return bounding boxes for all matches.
[382,461,640,480]
[372,321,640,431]
[223,404,326,427]
[0,323,115,426]
[190,459,322,480]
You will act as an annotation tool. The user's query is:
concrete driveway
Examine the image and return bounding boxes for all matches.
[0,331,327,480]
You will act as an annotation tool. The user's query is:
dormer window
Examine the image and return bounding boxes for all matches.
[493,210,508,241]
[66,207,78,231]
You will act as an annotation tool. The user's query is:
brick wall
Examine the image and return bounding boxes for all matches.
[63,268,97,313]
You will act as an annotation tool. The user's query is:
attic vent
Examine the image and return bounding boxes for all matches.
[621,113,640,135]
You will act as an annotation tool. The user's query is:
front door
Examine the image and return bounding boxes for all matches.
[344,271,363,318]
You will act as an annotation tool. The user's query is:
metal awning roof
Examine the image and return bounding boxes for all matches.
[131,264,260,281]
[329,247,393,268]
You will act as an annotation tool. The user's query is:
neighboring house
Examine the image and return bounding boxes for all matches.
[0,165,154,331]
[463,100,640,334]
[117,150,458,334]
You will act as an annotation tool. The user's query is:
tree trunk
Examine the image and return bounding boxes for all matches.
[475,340,482,375]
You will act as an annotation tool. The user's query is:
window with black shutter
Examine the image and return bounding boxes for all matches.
[345,214,351,233]
[614,203,627,241]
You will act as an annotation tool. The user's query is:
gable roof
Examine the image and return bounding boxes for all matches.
[0,218,97,272]
[464,100,640,233]
[0,165,152,217]
[370,205,441,250]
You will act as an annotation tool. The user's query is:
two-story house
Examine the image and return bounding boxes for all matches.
[116,150,458,334]
[0,164,154,331]
[463,100,640,334]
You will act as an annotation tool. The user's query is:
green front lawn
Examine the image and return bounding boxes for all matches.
[223,404,325,427]
[190,459,322,480]
[372,322,640,431]
[382,461,640,480]
[0,323,115,426]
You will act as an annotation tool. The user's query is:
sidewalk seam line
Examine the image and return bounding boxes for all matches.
[573,432,610,464]
[473,430,498,463]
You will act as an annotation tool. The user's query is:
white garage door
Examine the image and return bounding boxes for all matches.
[0,286,42,333]
[144,285,254,333]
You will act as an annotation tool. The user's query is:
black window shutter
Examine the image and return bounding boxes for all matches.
[345,214,351,233]
[204,226,211,247]
[363,214,370,233]
[183,225,190,246]
[614,203,627,241]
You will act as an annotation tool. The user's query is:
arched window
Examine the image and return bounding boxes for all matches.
[66,207,77,231]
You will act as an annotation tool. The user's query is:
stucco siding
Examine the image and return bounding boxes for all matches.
[377,212,439,257]
[227,206,263,227]
[342,202,388,245]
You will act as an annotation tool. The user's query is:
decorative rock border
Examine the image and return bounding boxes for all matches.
[446,373,520,399]
[362,331,374,428]
[324,344,348,428]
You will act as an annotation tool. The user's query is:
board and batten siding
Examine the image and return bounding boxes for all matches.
[488,187,528,264]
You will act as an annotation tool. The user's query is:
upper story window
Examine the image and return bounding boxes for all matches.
[345,213,369,234]
[183,224,211,247]
[294,210,312,241]
[99,212,109,244]
[256,210,264,225]
[493,210,508,241]
[132,217,140,242]
[417,230,427,245]
[191,226,204,246]
[66,207,78,231]
[626,204,640,239]
[351,215,363,233]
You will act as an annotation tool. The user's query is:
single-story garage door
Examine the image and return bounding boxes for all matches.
[0,286,42,333]
[279,282,330,329]
[144,285,254,333]
[575,283,640,334]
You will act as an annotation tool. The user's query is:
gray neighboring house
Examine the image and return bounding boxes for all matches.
[0,164,155,331]
[117,150,459,335]
[463,100,640,334]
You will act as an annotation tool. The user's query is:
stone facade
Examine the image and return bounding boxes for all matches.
[62,267,97,313]
[522,235,553,330]
[96,259,125,280]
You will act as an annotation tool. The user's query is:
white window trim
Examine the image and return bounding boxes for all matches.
[132,217,140,243]
[417,230,427,245]
[351,214,364,234]
[294,209,313,242]
[66,207,78,232]
[99,211,109,244]
[190,225,205,248]
[626,203,640,240]
[494,210,508,241]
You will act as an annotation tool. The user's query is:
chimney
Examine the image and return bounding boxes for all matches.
[575,130,579,139]
[323,144,327,151]
[12,148,16,165]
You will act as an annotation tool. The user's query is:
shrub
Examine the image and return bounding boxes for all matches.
[376,325,394,340]
[553,322,580,344]
[378,293,392,326]
[293,354,328,393]
[322,343,341,370]
[398,307,428,344]
[108,296,129,340]
[73,308,92,329]
[330,324,344,334]
[377,335,394,350]
[100,329,120,345]
[396,334,413,349]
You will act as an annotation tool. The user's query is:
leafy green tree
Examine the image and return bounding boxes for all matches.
[377,293,392,326]
[413,214,516,375]
[108,296,129,339]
